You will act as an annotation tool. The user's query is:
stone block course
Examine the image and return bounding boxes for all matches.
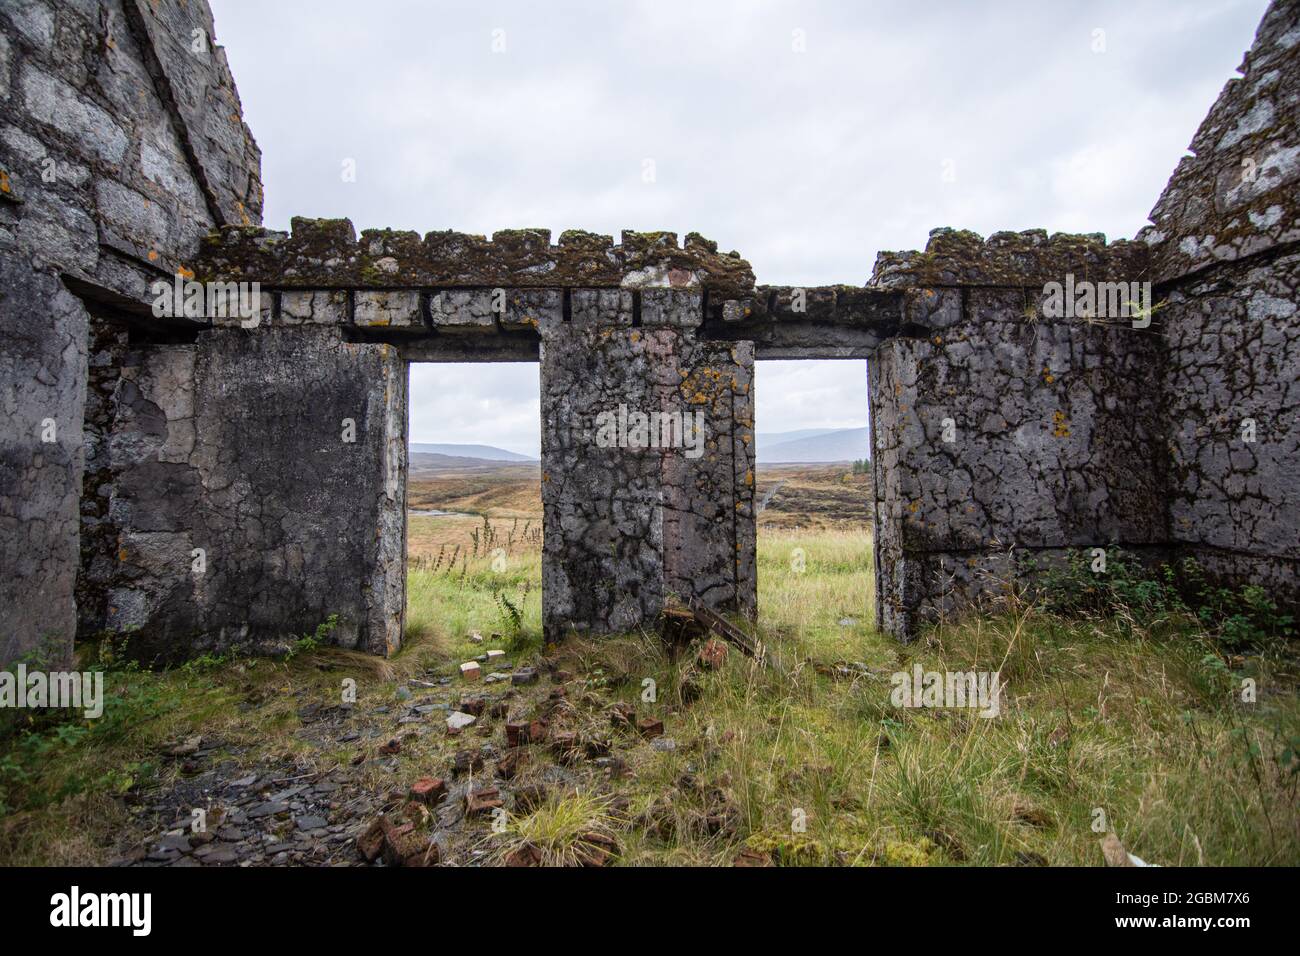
[430,289,495,330]
[280,289,348,326]
[354,290,421,328]
[501,288,561,331]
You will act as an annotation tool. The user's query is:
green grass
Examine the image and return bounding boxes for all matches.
[1,526,1296,866]
[405,542,542,657]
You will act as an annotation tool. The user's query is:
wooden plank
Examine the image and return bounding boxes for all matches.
[685,599,765,663]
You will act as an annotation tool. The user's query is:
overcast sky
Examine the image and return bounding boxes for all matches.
[212,0,1269,458]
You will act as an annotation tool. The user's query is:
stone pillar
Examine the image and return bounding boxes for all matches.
[540,289,755,640]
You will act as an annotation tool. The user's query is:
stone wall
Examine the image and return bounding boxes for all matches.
[1160,253,1300,604]
[78,326,403,662]
[0,258,89,666]
[2,0,1295,663]
[1143,0,1300,608]
[72,324,408,664]
[864,231,1167,633]
[540,291,755,639]
[1,0,261,666]
[185,217,764,645]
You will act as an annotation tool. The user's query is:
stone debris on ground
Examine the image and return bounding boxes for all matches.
[446,711,477,731]
[110,648,720,868]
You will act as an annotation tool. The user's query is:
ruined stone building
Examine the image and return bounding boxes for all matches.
[2,0,1297,666]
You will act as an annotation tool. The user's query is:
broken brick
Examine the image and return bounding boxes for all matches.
[697,638,728,670]
[575,831,620,867]
[381,818,438,867]
[453,749,486,775]
[496,750,527,779]
[409,777,447,805]
[503,843,543,867]
[610,702,636,728]
[465,787,504,817]
[460,661,482,681]
[357,818,385,862]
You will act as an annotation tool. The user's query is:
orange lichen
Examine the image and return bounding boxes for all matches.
[1052,410,1070,438]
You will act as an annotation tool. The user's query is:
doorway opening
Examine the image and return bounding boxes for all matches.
[404,361,544,653]
[753,358,875,647]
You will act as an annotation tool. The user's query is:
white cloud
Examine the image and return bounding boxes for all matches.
[756,360,869,436]
[408,363,541,458]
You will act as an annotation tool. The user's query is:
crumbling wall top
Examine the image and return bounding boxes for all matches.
[196,218,756,297]
[868,227,1151,289]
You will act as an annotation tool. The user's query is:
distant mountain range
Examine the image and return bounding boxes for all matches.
[407,432,867,467]
[756,427,870,463]
[409,442,536,462]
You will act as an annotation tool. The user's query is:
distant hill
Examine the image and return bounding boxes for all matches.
[409,442,535,462]
[408,434,867,466]
[758,427,869,463]
[756,428,839,447]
